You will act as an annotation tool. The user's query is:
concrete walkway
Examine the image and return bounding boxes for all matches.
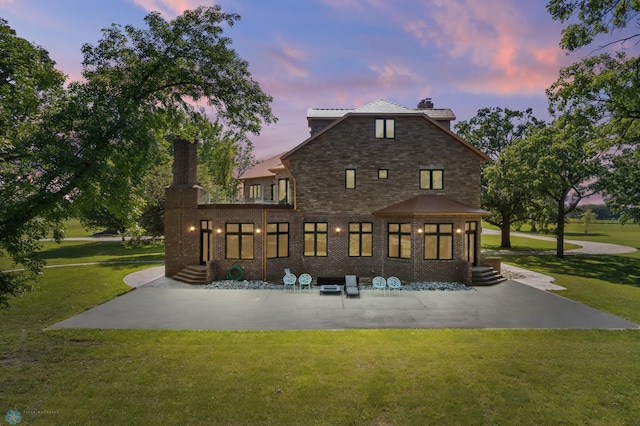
[483,229,637,291]
[482,229,637,256]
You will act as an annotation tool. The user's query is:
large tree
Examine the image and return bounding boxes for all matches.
[547,1,640,223]
[0,7,275,307]
[547,52,640,222]
[509,115,605,257]
[0,19,68,307]
[454,107,545,247]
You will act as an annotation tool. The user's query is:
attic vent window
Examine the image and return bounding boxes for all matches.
[375,118,395,139]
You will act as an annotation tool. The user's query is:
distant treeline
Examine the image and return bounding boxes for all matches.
[569,204,620,221]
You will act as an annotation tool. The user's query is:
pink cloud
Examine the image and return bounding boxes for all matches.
[411,1,564,95]
[128,0,216,17]
[264,39,310,79]
[361,0,567,96]
[369,63,421,88]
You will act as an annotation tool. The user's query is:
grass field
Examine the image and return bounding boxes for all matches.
[1,221,639,424]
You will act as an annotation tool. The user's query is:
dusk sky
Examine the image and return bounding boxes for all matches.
[0,0,597,160]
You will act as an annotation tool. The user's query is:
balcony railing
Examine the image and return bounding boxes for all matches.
[200,191,289,205]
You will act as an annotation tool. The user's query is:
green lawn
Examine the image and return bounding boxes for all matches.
[60,218,95,238]
[1,223,640,424]
[0,241,164,270]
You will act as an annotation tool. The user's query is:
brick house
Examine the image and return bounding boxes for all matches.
[165,99,494,285]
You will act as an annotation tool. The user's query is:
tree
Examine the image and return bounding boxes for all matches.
[547,0,640,51]
[582,208,597,233]
[68,5,275,219]
[0,7,275,307]
[455,107,545,247]
[599,146,640,223]
[547,53,640,224]
[547,1,640,223]
[0,19,68,307]
[511,115,605,257]
[197,120,244,202]
[454,107,544,160]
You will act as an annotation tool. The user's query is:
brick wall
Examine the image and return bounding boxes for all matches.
[164,185,202,276]
[287,114,484,214]
[166,115,484,285]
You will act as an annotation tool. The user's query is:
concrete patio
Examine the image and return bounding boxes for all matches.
[51,267,638,330]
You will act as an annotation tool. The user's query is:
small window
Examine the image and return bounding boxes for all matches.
[345,169,356,189]
[375,118,395,139]
[420,169,444,190]
[378,169,388,179]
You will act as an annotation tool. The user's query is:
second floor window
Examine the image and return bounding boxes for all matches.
[388,223,411,259]
[226,223,254,259]
[304,222,327,256]
[267,223,289,259]
[278,178,290,204]
[349,222,373,257]
[247,184,262,199]
[420,169,443,190]
[375,118,395,139]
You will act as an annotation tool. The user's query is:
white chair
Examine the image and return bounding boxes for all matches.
[372,276,387,296]
[298,273,312,291]
[387,276,401,296]
[283,273,297,292]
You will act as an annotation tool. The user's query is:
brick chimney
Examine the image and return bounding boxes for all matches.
[165,138,203,277]
[417,98,434,109]
[172,138,197,185]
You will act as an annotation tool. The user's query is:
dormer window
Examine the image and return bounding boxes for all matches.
[375,118,395,139]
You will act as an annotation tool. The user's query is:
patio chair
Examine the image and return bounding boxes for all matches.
[372,276,388,296]
[283,273,297,292]
[387,276,401,296]
[298,273,312,291]
[344,275,360,297]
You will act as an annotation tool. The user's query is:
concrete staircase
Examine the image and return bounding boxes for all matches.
[471,266,507,286]
[174,265,207,284]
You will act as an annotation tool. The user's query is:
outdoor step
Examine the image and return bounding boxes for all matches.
[471,266,507,286]
[174,265,207,284]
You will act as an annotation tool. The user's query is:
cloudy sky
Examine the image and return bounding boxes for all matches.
[1,0,593,159]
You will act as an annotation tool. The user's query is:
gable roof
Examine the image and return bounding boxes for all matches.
[285,99,489,162]
[373,195,491,216]
[239,152,287,180]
